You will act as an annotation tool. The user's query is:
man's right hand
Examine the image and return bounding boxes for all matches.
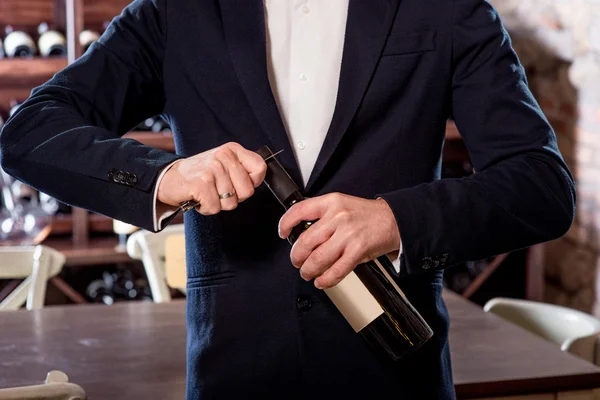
[157,142,267,215]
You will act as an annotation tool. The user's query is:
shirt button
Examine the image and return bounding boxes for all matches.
[297,296,312,311]
[297,141,306,150]
[301,5,310,14]
[299,73,307,81]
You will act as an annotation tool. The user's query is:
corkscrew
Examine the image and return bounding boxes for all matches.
[178,148,284,212]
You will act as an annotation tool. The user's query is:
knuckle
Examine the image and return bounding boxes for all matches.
[329,266,346,282]
[208,205,221,214]
[189,189,202,202]
[199,172,215,186]
[329,192,343,204]
[221,201,237,211]
[214,148,233,161]
[257,160,267,174]
[311,247,326,265]
[336,210,352,223]
[291,201,304,214]
[210,159,225,173]
[238,186,254,201]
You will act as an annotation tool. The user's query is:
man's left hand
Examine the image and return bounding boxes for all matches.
[278,193,400,289]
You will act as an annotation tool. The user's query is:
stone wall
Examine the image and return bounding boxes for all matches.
[490,0,600,313]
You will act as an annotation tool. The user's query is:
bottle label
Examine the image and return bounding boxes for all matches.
[324,271,384,332]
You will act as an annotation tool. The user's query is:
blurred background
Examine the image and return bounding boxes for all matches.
[2,0,599,312]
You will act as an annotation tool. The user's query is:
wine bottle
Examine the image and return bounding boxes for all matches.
[9,101,22,118]
[151,119,170,132]
[257,145,434,362]
[0,38,4,59]
[37,22,66,58]
[4,27,36,58]
[79,29,100,53]
[86,279,115,305]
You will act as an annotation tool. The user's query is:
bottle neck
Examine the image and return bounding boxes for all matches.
[256,145,315,244]
[281,190,305,210]
[281,191,316,245]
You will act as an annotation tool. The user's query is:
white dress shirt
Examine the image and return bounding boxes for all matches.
[152,0,402,271]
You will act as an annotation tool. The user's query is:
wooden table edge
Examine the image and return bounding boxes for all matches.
[455,366,600,398]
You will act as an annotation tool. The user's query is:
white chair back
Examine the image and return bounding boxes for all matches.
[484,297,600,364]
[0,245,65,311]
[0,370,86,400]
[126,224,185,303]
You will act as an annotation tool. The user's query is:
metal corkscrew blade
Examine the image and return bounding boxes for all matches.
[179,148,284,212]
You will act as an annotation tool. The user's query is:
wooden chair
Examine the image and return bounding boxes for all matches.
[484,297,600,365]
[126,224,186,303]
[0,245,65,311]
[0,370,86,400]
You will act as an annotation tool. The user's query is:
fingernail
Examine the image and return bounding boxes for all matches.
[299,271,308,281]
[314,280,323,289]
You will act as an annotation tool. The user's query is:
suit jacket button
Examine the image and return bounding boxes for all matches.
[127,174,138,186]
[440,253,449,266]
[296,296,312,311]
[422,257,433,270]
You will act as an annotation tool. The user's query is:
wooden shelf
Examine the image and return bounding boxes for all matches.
[42,236,133,267]
[50,209,183,237]
[50,213,115,235]
[0,58,67,86]
[124,131,175,152]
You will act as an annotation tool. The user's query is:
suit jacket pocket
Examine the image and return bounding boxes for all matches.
[382,31,436,56]
[187,272,236,289]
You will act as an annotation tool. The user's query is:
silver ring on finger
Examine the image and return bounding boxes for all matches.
[219,190,236,200]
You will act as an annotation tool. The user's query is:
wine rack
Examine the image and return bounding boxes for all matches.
[0,0,179,250]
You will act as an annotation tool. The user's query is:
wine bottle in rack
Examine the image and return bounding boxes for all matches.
[37,22,66,58]
[79,29,100,53]
[4,26,36,58]
[151,118,170,132]
[87,279,115,305]
[0,37,4,59]
[257,145,434,362]
[9,100,22,119]
[135,117,156,131]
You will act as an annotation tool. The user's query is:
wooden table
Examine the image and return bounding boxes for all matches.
[1,291,599,399]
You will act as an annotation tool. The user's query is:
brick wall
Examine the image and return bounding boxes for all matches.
[491,0,600,313]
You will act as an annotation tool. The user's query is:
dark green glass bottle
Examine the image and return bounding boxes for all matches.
[257,145,433,362]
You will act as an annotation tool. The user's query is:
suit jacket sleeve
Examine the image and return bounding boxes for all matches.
[378,0,576,277]
[0,0,182,232]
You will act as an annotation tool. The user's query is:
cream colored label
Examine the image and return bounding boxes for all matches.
[324,271,384,332]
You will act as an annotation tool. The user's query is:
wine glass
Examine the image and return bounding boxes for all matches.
[0,169,53,246]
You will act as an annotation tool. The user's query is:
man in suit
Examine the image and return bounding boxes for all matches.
[0,0,575,398]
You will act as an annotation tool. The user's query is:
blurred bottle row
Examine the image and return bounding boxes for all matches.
[0,22,107,59]
[87,267,153,305]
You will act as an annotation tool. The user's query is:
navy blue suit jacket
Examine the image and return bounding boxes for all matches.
[1,0,575,398]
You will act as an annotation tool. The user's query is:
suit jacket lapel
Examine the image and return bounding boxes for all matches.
[305,0,401,192]
[218,0,303,186]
